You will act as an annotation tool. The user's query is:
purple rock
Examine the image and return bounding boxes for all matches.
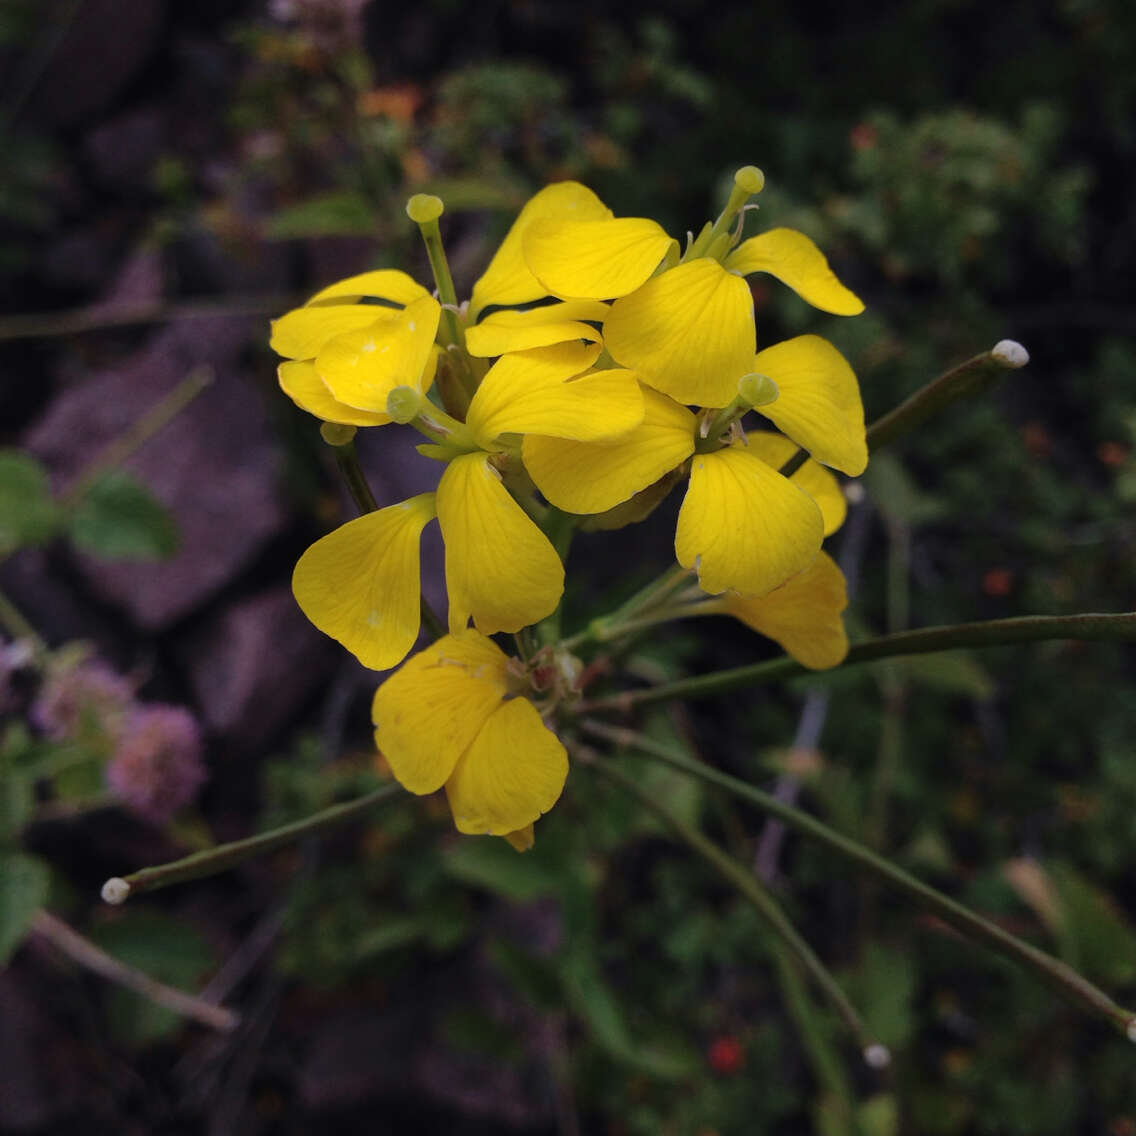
[25,317,287,630]
[179,586,336,748]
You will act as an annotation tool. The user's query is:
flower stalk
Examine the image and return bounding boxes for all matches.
[101,782,403,903]
[583,747,886,1060]
[576,610,1136,712]
[579,719,1136,1038]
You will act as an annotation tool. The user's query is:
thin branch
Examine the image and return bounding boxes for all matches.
[577,611,1136,713]
[0,294,300,342]
[865,341,1028,453]
[31,909,238,1032]
[579,719,1136,1039]
[101,782,403,902]
[582,748,886,1062]
[61,365,214,507]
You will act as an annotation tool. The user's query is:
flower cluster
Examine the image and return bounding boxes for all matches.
[271,167,866,845]
[30,653,207,824]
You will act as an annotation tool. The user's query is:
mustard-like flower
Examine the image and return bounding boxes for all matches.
[372,631,568,841]
[522,171,864,409]
[522,333,863,599]
[293,341,644,667]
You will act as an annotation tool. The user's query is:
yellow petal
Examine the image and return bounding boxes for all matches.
[465,300,609,358]
[746,432,847,537]
[278,361,391,426]
[469,182,612,320]
[306,269,430,307]
[316,295,441,412]
[523,386,696,514]
[445,698,568,836]
[270,304,397,361]
[292,494,436,671]
[725,228,864,316]
[524,217,676,300]
[467,352,642,449]
[372,631,509,795]
[676,446,823,597]
[751,335,867,475]
[503,824,535,852]
[720,551,849,669]
[437,453,564,635]
[604,259,755,407]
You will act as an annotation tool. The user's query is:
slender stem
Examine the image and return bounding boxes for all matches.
[537,508,578,646]
[585,751,882,1057]
[560,564,693,652]
[31,910,239,1032]
[61,366,214,508]
[332,439,379,513]
[577,611,1136,712]
[579,720,1136,1037]
[866,347,1024,453]
[101,783,403,902]
[0,294,300,342]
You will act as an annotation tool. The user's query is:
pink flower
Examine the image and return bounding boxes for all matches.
[106,705,207,824]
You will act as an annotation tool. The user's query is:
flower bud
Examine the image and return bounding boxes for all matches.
[405,193,444,224]
[737,372,780,408]
[386,385,422,424]
[734,165,765,195]
[319,422,357,446]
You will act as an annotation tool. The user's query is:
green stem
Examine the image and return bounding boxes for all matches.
[586,751,882,1058]
[686,168,763,261]
[415,215,478,402]
[332,439,380,513]
[576,611,1136,712]
[866,346,1025,454]
[579,720,1136,1038]
[101,783,403,903]
[773,342,1028,478]
[330,440,444,640]
[537,508,578,646]
[61,366,214,508]
[560,564,693,652]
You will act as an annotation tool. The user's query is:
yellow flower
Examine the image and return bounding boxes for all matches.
[522,334,863,598]
[372,631,568,842]
[522,172,864,408]
[705,550,850,670]
[293,342,644,667]
[272,273,442,425]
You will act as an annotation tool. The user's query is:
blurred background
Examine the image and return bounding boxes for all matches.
[1,1,1135,1132]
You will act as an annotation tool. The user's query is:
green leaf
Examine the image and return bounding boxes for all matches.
[0,852,50,964]
[863,452,946,525]
[894,651,995,699]
[559,949,698,1080]
[858,1094,900,1136]
[68,472,179,561]
[88,910,216,1046]
[0,449,60,552]
[440,837,560,902]
[1049,861,1136,985]
[265,191,378,239]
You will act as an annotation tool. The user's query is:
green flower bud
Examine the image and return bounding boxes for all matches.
[738,372,780,407]
[386,385,422,424]
[734,166,765,195]
[405,194,444,224]
[319,422,357,446]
